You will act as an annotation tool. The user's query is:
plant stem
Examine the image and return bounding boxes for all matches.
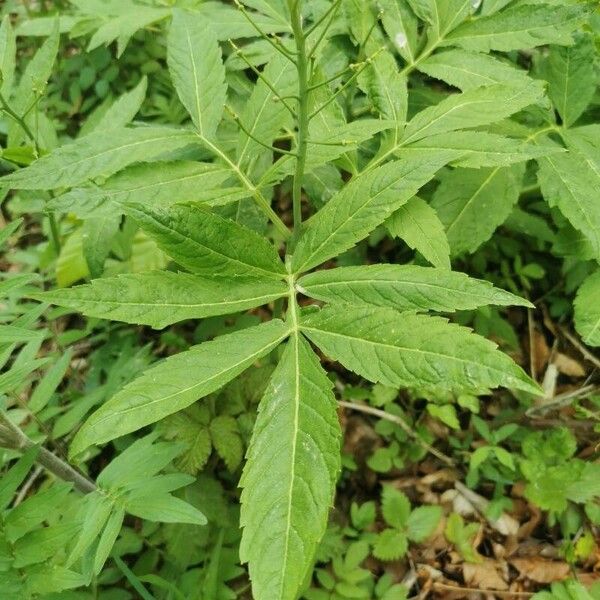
[289,0,310,244]
[338,400,456,467]
[0,413,96,495]
[0,91,39,157]
[48,212,61,254]
[200,136,291,240]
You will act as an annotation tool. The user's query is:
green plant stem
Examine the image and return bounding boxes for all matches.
[48,212,61,254]
[200,136,291,240]
[0,413,96,494]
[0,91,39,157]
[289,0,310,244]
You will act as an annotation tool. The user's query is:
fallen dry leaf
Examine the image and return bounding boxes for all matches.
[510,557,570,583]
[463,558,509,591]
[553,352,586,377]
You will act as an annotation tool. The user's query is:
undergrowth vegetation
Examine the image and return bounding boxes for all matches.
[0,0,600,598]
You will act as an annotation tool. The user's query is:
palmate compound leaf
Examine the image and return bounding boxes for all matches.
[444,3,590,52]
[124,203,287,279]
[297,264,532,313]
[291,150,461,273]
[240,334,341,600]
[69,319,290,456]
[301,306,540,395]
[30,271,288,329]
[168,9,227,140]
[0,127,200,190]
[574,271,600,347]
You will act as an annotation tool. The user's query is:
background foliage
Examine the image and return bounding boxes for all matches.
[0,0,600,599]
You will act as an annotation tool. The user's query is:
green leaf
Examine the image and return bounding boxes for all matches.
[168,9,227,140]
[8,21,59,147]
[26,565,87,596]
[574,271,600,347]
[82,212,121,278]
[431,164,525,256]
[301,306,539,394]
[27,348,73,414]
[194,2,289,40]
[91,76,148,133]
[124,204,287,279]
[0,446,38,511]
[14,523,79,568]
[87,6,170,57]
[358,50,408,131]
[406,131,561,169]
[444,4,589,52]
[291,151,459,273]
[56,229,89,288]
[33,271,287,329]
[378,0,418,63]
[298,264,530,312]
[49,162,232,217]
[418,49,533,91]
[70,319,289,455]
[418,0,472,38]
[236,53,297,178]
[306,120,396,172]
[543,34,596,128]
[0,325,43,343]
[124,494,206,525]
[67,492,114,566]
[444,513,481,563]
[209,415,243,471]
[386,197,450,268]
[373,529,408,561]
[538,148,600,262]
[406,506,442,542]
[93,507,125,575]
[1,127,200,190]
[240,335,341,600]
[0,15,16,96]
[525,461,600,513]
[381,487,411,529]
[401,82,544,145]
[0,218,22,247]
[4,483,72,543]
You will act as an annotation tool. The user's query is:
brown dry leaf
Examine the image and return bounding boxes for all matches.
[530,328,551,375]
[510,557,570,583]
[463,558,509,591]
[553,352,586,377]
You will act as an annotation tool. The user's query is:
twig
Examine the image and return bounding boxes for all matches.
[337,400,455,467]
[527,308,537,382]
[432,582,533,598]
[0,412,96,494]
[557,324,600,371]
[13,465,43,506]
